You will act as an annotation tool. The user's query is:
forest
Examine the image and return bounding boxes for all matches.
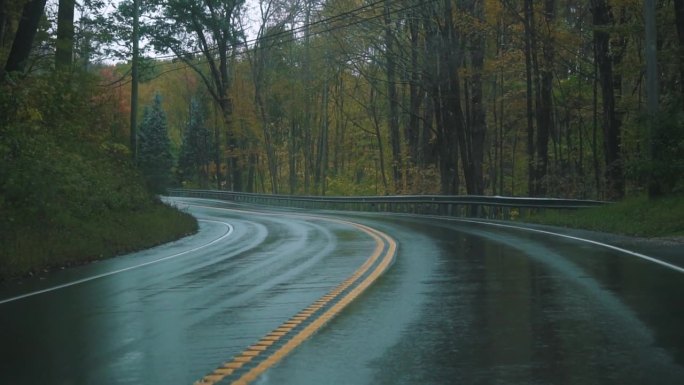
[0,0,200,279]
[2,0,684,203]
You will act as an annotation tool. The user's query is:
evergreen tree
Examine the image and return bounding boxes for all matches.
[178,97,212,187]
[138,92,173,193]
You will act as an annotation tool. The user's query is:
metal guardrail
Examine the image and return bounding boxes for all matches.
[167,188,607,219]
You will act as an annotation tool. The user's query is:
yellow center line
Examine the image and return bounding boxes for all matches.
[228,225,396,385]
[233,356,253,363]
[186,203,397,385]
[248,345,268,351]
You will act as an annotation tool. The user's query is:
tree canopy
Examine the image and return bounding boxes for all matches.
[2,0,683,199]
[178,96,213,187]
[138,92,173,193]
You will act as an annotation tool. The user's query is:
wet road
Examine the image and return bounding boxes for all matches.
[1,198,683,384]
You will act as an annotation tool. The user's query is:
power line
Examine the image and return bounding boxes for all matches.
[110,0,594,92]
[110,0,436,84]
[142,0,433,63]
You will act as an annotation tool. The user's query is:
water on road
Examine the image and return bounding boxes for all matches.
[1,198,682,385]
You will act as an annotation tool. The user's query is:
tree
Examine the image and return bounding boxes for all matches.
[437,0,466,195]
[535,0,555,196]
[592,0,624,200]
[383,0,401,191]
[149,0,245,191]
[522,0,537,196]
[138,92,173,193]
[2,0,48,75]
[130,0,140,161]
[55,0,75,70]
[178,97,213,187]
[674,0,684,104]
[463,0,487,196]
[116,0,684,200]
[243,0,300,194]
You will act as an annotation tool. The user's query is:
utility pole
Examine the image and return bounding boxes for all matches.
[130,0,140,162]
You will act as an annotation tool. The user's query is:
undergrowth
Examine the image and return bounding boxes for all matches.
[0,72,197,281]
[523,195,684,238]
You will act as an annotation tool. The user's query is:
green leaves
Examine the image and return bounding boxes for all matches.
[138,92,174,193]
[0,73,192,280]
[178,96,213,187]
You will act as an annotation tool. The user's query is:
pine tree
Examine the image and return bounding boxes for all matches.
[138,92,173,193]
[178,97,212,187]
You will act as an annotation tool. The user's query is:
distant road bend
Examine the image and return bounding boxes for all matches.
[0,196,682,385]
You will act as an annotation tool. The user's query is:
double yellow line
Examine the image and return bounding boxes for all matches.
[193,215,397,385]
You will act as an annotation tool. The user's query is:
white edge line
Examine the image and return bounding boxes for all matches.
[0,219,234,305]
[448,218,684,274]
[175,197,684,274]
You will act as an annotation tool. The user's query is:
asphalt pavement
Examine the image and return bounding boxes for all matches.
[1,198,682,385]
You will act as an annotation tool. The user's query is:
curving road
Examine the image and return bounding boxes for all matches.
[1,197,683,385]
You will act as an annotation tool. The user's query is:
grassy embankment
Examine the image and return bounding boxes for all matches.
[0,74,197,281]
[523,195,684,238]
[1,201,197,280]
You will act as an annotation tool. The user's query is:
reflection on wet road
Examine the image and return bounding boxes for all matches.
[1,198,683,385]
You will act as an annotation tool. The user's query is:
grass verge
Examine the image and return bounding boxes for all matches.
[0,201,197,281]
[522,195,684,238]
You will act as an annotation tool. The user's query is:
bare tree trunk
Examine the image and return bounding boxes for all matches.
[674,0,684,105]
[333,69,346,177]
[246,151,257,193]
[536,0,555,196]
[3,0,48,74]
[303,0,312,194]
[130,0,139,162]
[523,0,536,196]
[592,46,601,197]
[219,98,234,190]
[289,119,297,194]
[499,68,505,195]
[592,0,624,200]
[251,49,278,193]
[407,7,421,169]
[384,0,402,192]
[213,105,222,190]
[256,109,278,193]
[645,0,660,197]
[303,125,312,194]
[370,86,389,192]
[468,0,486,196]
[222,53,241,192]
[421,89,435,167]
[421,11,437,169]
[442,0,462,195]
[316,80,329,195]
[0,0,7,52]
[426,6,450,194]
